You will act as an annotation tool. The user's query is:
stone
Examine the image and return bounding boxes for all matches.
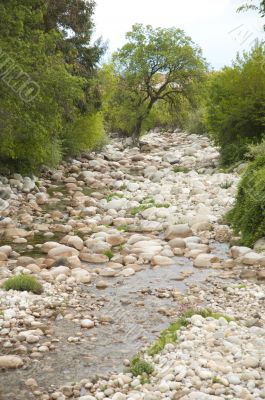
[72,269,91,283]
[81,319,94,329]
[96,280,108,289]
[230,246,252,259]
[48,245,79,259]
[257,270,265,280]
[106,234,125,246]
[151,255,174,266]
[168,238,186,248]
[194,253,220,268]
[242,252,263,265]
[67,236,84,251]
[120,268,135,277]
[165,224,192,240]
[0,355,23,369]
[79,253,109,263]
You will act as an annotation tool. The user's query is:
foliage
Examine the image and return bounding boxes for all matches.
[130,356,154,377]
[206,44,265,166]
[63,112,106,156]
[227,153,265,246]
[0,0,104,173]
[104,250,114,260]
[148,309,233,356]
[103,24,207,140]
[3,274,43,294]
[172,166,190,173]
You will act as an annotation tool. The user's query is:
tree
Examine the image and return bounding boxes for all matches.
[112,24,207,142]
[0,0,105,172]
[238,0,265,19]
[206,44,265,166]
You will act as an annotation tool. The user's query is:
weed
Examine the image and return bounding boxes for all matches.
[104,250,114,260]
[148,309,233,356]
[130,356,154,377]
[3,274,43,294]
[220,180,233,189]
[106,193,124,202]
[117,225,129,232]
[172,166,190,173]
[212,376,222,384]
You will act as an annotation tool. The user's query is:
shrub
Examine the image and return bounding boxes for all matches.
[172,166,190,173]
[104,250,114,260]
[64,112,106,156]
[227,153,265,246]
[130,356,154,377]
[3,274,43,294]
[206,44,265,166]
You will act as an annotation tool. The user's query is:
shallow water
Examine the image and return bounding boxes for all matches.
[0,243,229,399]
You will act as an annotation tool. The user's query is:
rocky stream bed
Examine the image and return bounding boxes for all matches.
[0,131,265,400]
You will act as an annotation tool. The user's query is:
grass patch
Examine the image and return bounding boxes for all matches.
[106,193,124,202]
[155,203,170,208]
[220,180,233,189]
[130,204,153,216]
[104,250,114,260]
[172,166,190,173]
[212,376,222,384]
[117,225,129,232]
[148,308,233,356]
[130,198,170,216]
[3,274,43,295]
[130,356,154,379]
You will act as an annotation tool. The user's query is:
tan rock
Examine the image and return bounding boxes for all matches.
[48,245,79,259]
[0,355,23,369]
[79,253,108,263]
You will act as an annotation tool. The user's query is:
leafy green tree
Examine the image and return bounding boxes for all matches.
[0,0,104,172]
[111,24,207,142]
[238,0,265,20]
[206,44,265,166]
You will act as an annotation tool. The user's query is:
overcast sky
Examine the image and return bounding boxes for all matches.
[94,0,264,69]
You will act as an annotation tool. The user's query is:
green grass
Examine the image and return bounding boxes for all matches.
[130,356,154,379]
[235,283,247,289]
[106,193,124,202]
[117,225,129,232]
[148,309,233,356]
[220,180,233,189]
[130,199,170,216]
[104,250,114,260]
[130,204,153,216]
[3,274,43,295]
[155,203,170,208]
[212,376,222,384]
[172,166,190,173]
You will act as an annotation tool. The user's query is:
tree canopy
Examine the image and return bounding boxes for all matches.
[109,24,207,141]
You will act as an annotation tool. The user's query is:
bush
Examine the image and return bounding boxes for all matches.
[227,153,265,246]
[130,356,154,377]
[206,44,265,166]
[3,274,43,294]
[64,112,107,156]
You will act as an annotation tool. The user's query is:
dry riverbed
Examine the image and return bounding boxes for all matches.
[0,131,265,400]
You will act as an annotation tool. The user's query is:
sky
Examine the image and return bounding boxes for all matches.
[94,0,264,70]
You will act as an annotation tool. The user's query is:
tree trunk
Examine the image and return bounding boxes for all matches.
[132,99,156,145]
[132,117,143,145]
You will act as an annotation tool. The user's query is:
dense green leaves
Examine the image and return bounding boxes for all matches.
[0,0,105,173]
[227,153,265,246]
[206,44,265,166]
[103,24,207,141]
